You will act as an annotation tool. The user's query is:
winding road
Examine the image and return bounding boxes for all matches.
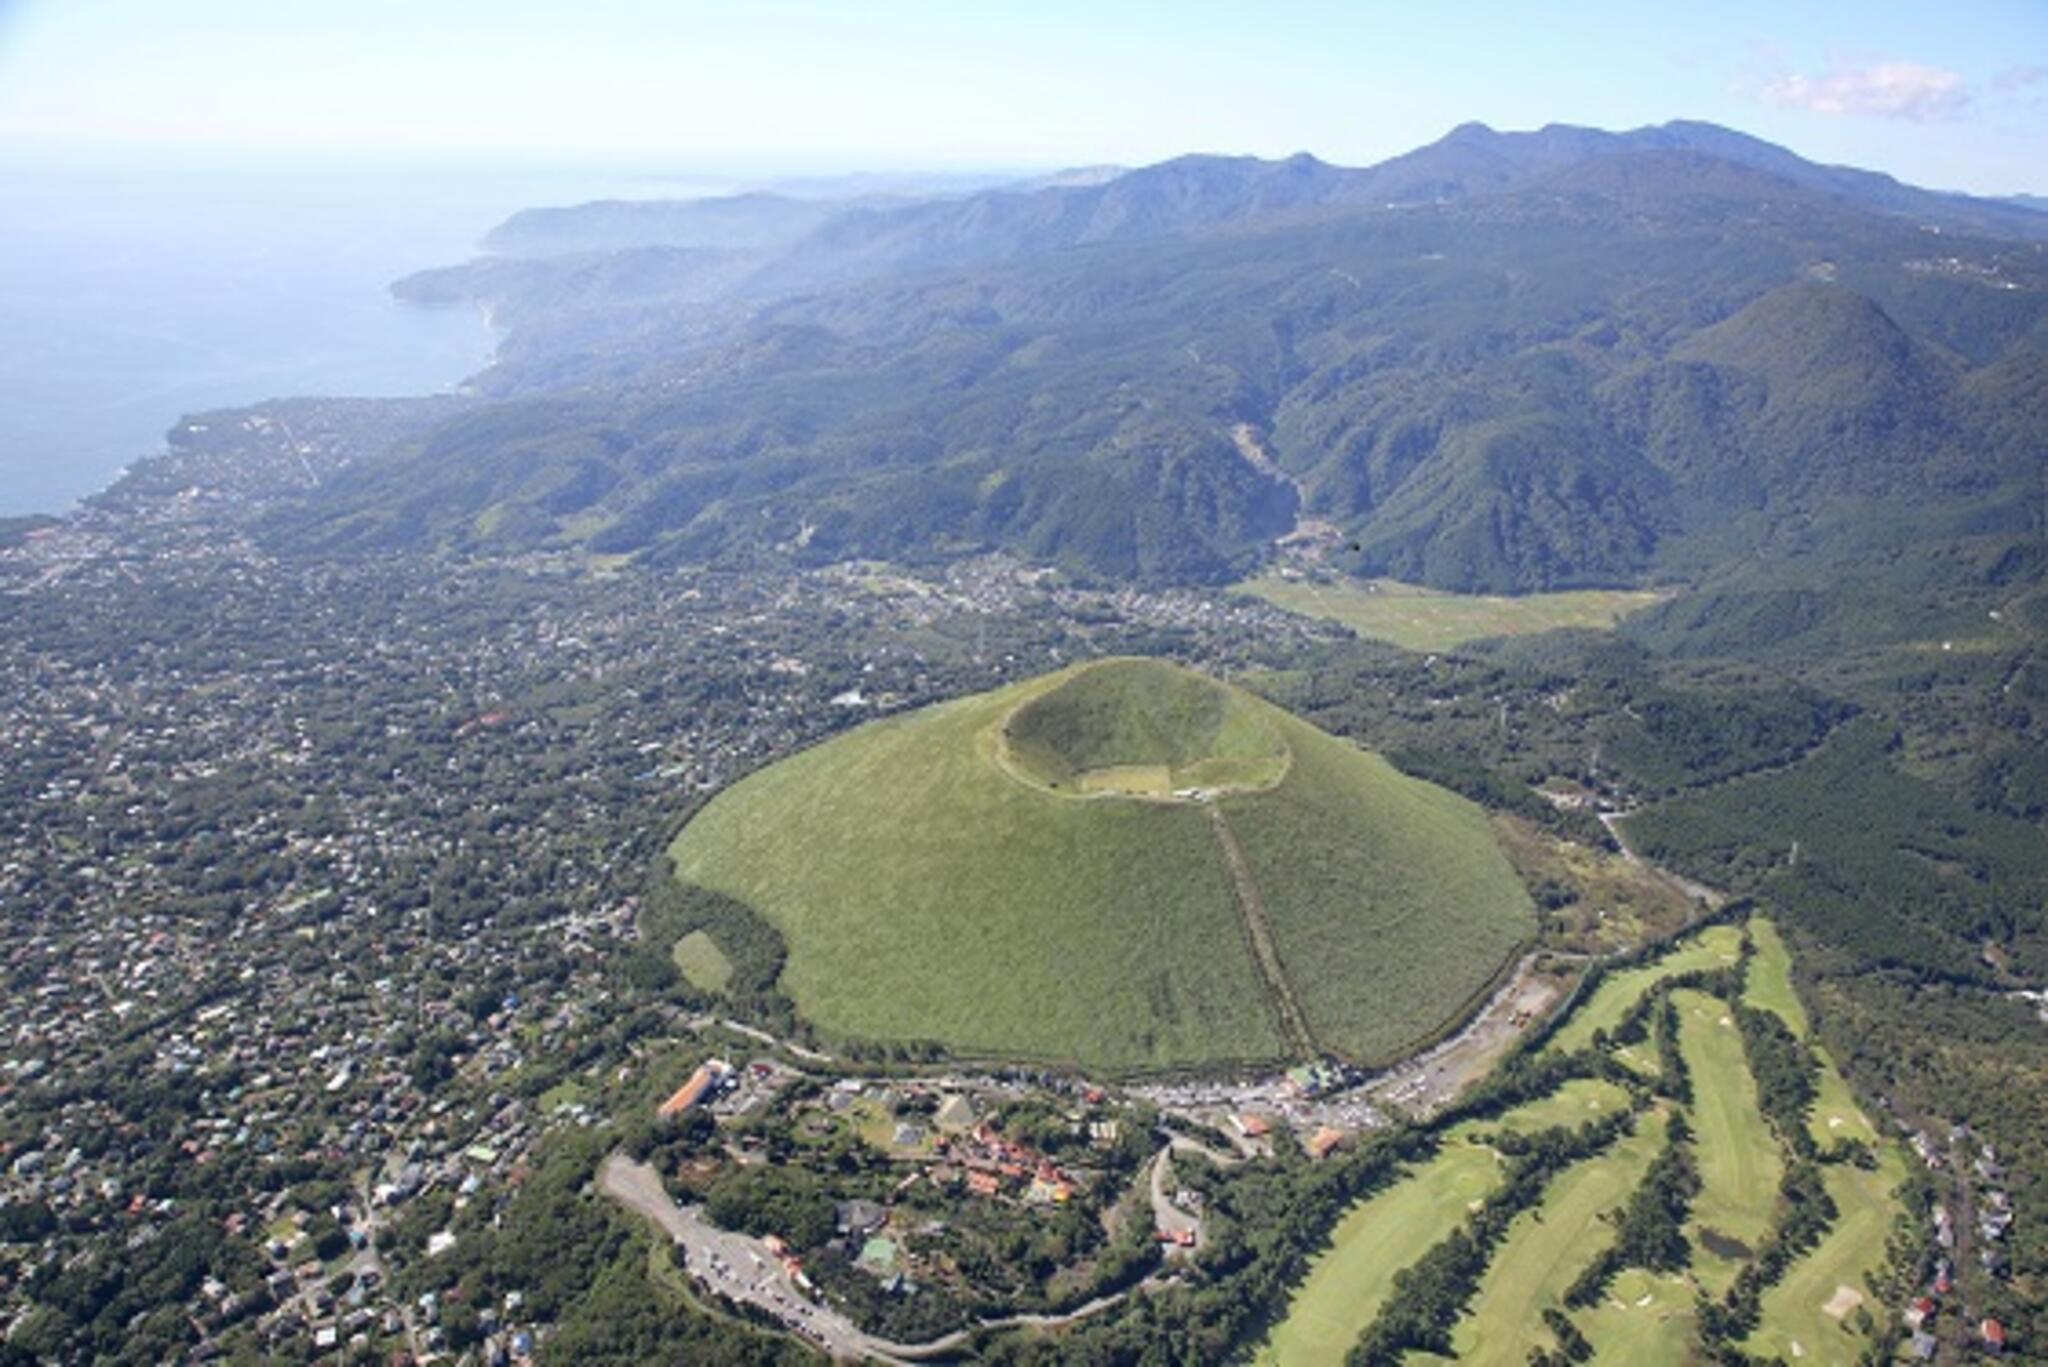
[601,1154,1175,1362]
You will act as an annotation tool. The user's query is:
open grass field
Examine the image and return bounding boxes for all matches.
[1237,573,1667,653]
[1257,1089,1604,1367]
[671,929,734,994]
[670,658,1533,1070]
[1744,1146,1907,1362]
[1578,1266,1697,1366]
[1543,923,1744,1057]
[1740,916,1809,1036]
[1673,988,1782,1291]
[1430,1108,1672,1366]
[1488,1077,1631,1133]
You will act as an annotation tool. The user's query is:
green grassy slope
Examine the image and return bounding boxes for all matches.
[669,658,1533,1070]
[1225,711,1538,1062]
[671,670,1278,1069]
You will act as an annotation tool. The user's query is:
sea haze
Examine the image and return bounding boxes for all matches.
[0,152,713,515]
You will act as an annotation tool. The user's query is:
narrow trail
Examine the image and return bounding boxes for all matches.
[1206,804,1318,1059]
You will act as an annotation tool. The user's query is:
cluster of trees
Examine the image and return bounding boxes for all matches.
[1731,1003,1819,1156]
[1651,997,1691,1105]
[1812,971,2048,1347]
[1347,1114,1635,1363]
[632,856,798,1025]
[1529,1306,1595,1365]
[1599,686,1852,797]
[986,1128,1436,1364]
[702,1165,837,1251]
[0,1213,273,1364]
[1384,745,1609,847]
[1630,721,2048,982]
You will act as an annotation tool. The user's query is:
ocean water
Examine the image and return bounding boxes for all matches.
[0,152,719,515]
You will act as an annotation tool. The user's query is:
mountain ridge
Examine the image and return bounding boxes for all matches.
[119,118,2048,653]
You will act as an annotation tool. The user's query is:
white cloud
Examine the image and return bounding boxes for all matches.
[1990,63,2047,93]
[1762,61,1971,121]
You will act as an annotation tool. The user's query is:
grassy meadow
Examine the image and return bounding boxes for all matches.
[1225,708,1537,1064]
[1237,573,1666,653]
[671,929,734,994]
[669,658,1532,1070]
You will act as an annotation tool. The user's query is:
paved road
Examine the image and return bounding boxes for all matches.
[601,1153,1172,1361]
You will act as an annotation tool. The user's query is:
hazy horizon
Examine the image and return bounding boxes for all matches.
[2,0,2043,513]
[1,0,2043,195]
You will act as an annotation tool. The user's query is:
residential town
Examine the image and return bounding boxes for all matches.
[0,449,1343,1361]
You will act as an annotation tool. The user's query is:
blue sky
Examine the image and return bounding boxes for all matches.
[1,0,2043,192]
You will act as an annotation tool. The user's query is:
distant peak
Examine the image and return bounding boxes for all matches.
[1444,120,1497,140]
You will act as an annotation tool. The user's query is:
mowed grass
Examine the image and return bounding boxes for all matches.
[1740,917,1878,1149]
[1743,1147,1906,1362]
[671,659,1533,1070]
[671,929,734,994]
[1737,914,1902,1360]
[1544,923,1744,1057]
[1258,1105,1562,1365]
[1226,709,1537,1063]
[1674,989,1781,1291]
[1579,1266,1696,1366]
[1740,916,1808,1036]
[1238,573,1666,653]
[1489,1077,1631,1134]
[1429,1109,1671,1366]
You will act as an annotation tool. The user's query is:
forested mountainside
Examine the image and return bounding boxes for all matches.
[176,123,2045,652]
